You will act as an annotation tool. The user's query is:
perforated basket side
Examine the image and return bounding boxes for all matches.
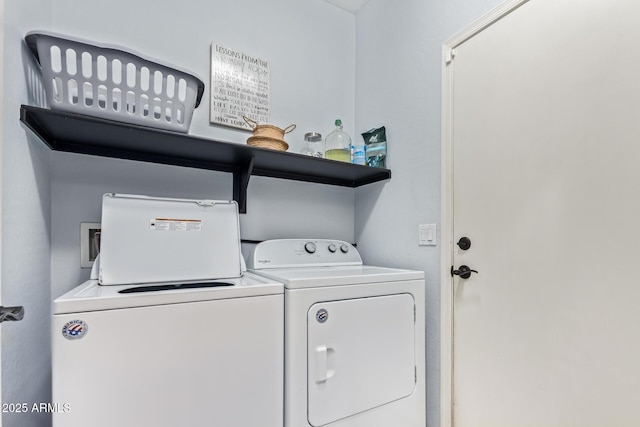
[26,32,205,133]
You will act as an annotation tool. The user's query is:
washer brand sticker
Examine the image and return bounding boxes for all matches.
[316,309,329,323]
[62,320,88,340]
[150,218,202,231]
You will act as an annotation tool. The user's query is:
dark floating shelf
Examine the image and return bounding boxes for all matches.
[20,105,391,213]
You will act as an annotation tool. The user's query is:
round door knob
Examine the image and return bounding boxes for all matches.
[304,242,317,254]
[340,244,349,253]
[457,237,471,251]
[328,243,337,253]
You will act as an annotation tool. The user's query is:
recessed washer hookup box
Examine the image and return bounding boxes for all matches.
[99,193,242,286]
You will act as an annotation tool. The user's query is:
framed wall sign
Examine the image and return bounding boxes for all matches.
[210,44,270,130]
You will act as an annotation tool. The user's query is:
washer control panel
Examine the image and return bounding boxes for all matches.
[249,239,362,269]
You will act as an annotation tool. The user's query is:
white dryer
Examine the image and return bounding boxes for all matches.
[248,239,425,427]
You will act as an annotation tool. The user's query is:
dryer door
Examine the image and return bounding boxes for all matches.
[307,293,416,426]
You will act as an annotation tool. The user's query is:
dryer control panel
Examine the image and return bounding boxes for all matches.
[249,239,362,269]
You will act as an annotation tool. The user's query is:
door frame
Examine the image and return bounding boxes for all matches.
[439,1,530,426]
[0,0,4,421]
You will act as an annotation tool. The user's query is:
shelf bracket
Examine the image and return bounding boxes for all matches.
[233,157,254,214]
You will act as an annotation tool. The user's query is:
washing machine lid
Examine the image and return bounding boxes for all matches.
[99,194,242,286]
[53,273,283,314]
[250,265,424,289]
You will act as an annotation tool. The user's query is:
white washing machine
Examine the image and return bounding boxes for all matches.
[248,239,425,427]
[52,276,283,427]
[52,194,284,427]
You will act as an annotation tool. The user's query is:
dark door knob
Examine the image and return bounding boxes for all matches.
[451,265,478,279]
[457,237,471,250]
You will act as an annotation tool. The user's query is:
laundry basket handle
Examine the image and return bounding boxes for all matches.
[283,124,296,134]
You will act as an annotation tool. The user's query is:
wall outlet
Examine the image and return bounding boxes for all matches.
[419,224,437,246]
[80,222,101,268]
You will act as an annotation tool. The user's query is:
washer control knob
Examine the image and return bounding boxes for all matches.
[328,243,337,253]
[304,242,317,254]
[340,244,349,254]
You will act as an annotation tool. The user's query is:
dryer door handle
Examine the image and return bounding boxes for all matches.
[315,345,335,384]
[315,345,328,383]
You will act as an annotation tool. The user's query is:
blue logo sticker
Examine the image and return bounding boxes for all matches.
[62,320,88,340]
[316,309,329,323]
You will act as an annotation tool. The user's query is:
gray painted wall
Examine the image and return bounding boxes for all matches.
[51,153,355,298]
[354,1,503,426]
[49,0,358,298]
[2,1,52,426]
[51,0,357,147]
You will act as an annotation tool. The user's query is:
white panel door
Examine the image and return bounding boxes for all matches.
[445,0,640,426]
[307,294,415,426]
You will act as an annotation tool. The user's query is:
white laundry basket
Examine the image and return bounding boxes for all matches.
[25,31,205,133]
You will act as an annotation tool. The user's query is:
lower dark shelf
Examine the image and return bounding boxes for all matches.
[20,105,391,212]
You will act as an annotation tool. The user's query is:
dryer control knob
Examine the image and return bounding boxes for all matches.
[340,244,349,254]
[328,243,337,253]
[304,242,317,254]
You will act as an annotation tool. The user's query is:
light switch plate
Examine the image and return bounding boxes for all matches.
[419,224,437,246]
